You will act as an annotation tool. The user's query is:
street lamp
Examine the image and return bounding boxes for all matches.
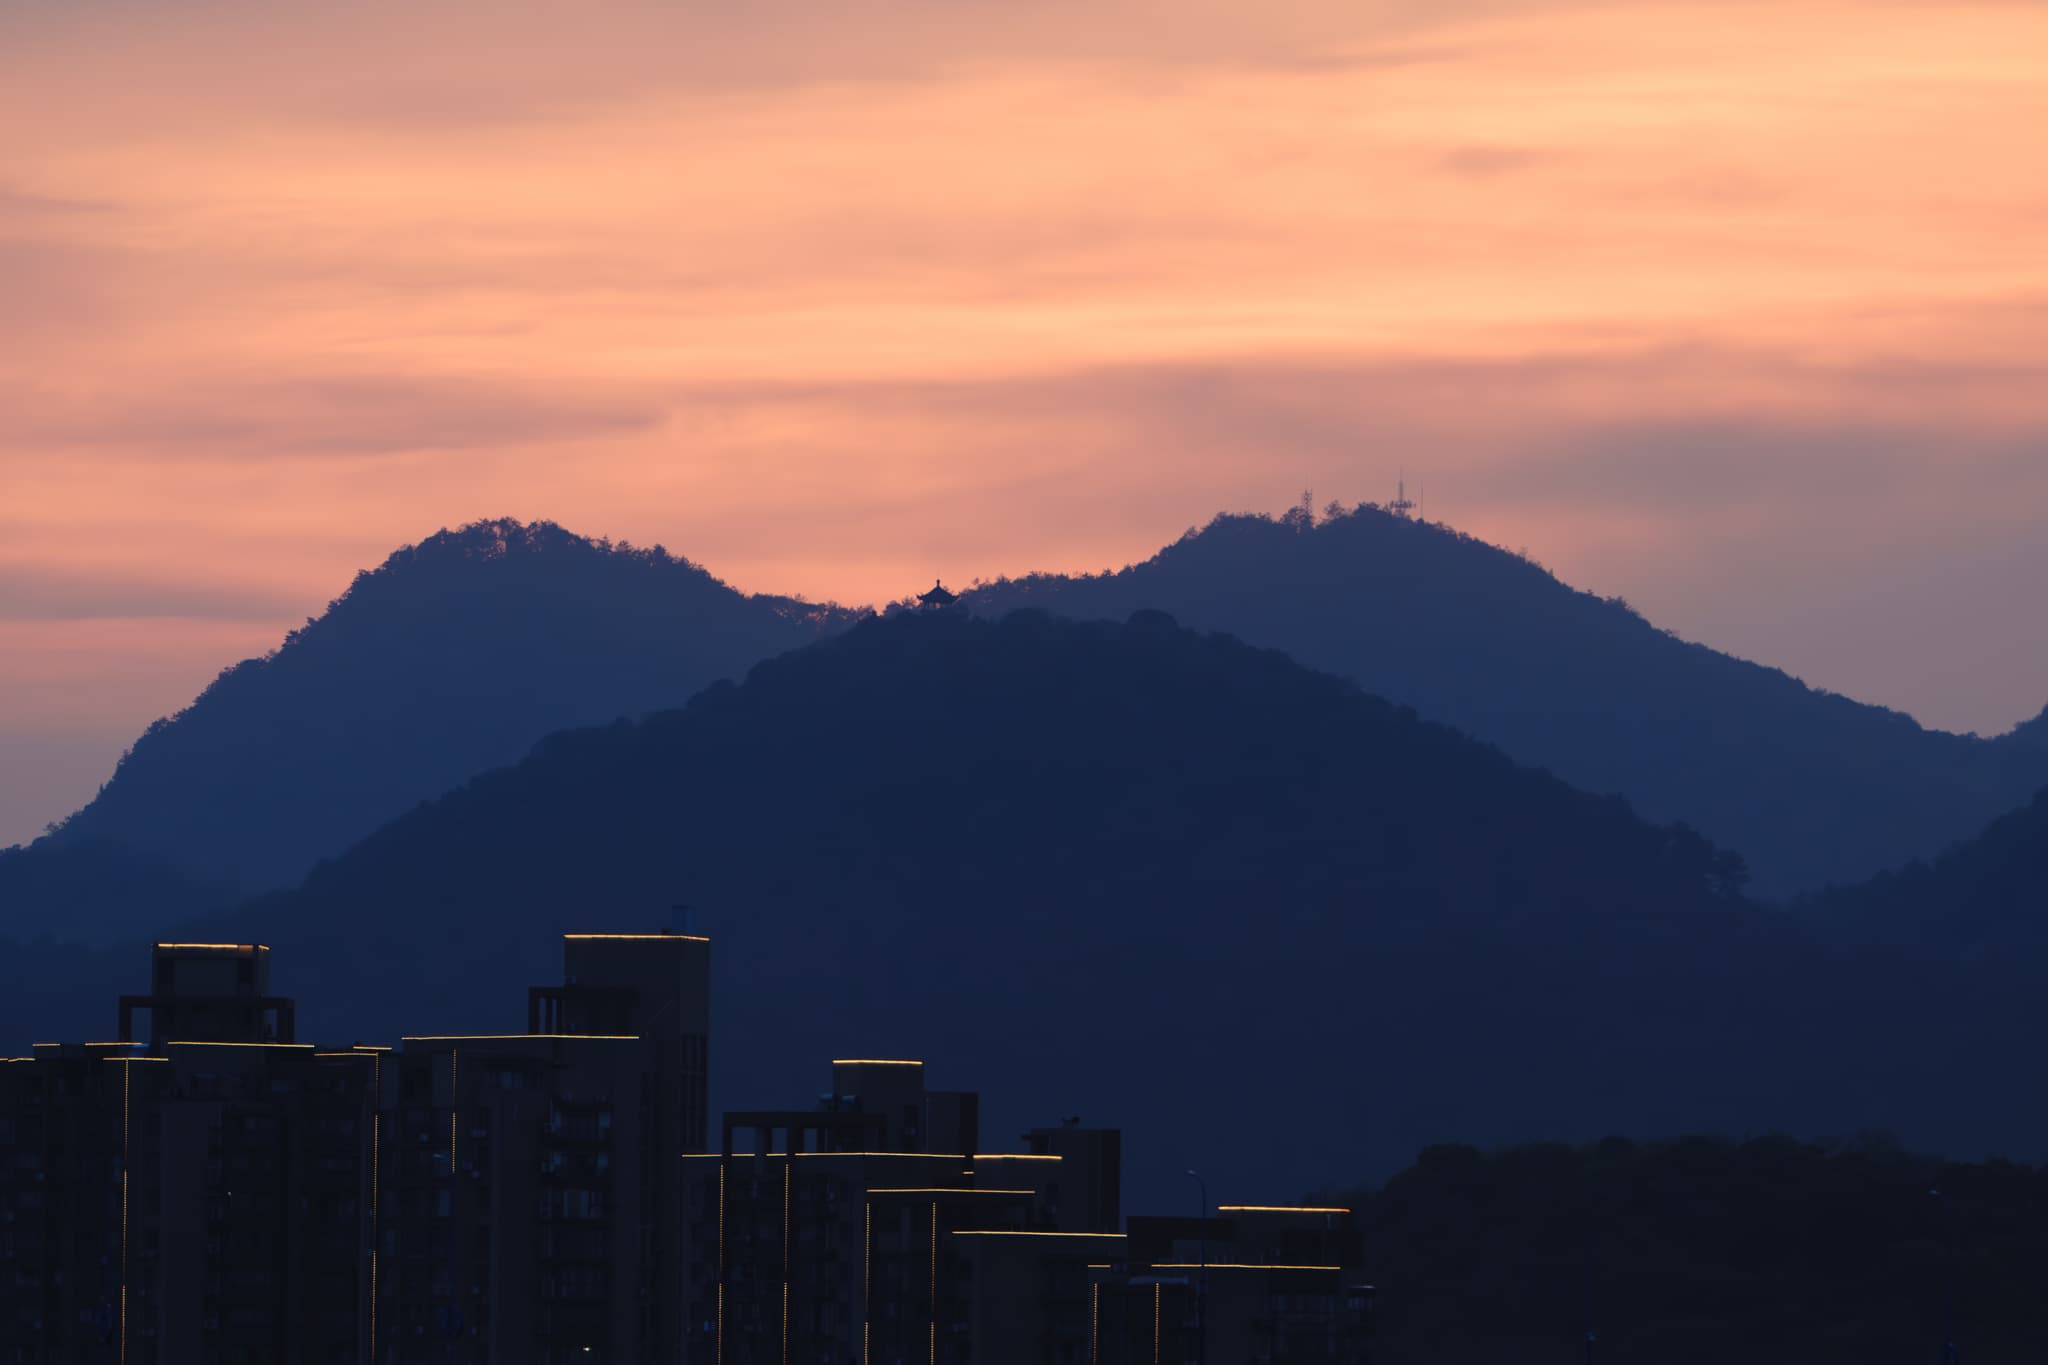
[1186,1170,1208,1365]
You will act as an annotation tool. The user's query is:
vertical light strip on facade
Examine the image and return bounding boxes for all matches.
[1090,1282,1100,1364]
[929,1200,938,1365]
[782,1157,791,1365]
[1153,1283,1162,1365]
[863,1199,872,1365]
[370,1053,381,1359]
[716,1161,727,1365]
[120,1059,130,1365]
[449,1049,459,1173]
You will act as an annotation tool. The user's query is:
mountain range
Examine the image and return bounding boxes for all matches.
[4,609,2041,1199]
[4,506,2047,1193]
[964,507,2048,895]
[8,519,852,939]
[7,506,2042,952]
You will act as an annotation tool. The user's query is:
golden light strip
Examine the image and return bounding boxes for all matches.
[782,1158,792,1365]
[793,1151,962,1159]
[120,1059,130,1365]
[401,1033,640,1041]
[563,932,710,943]
[1151,1263,1342,1271]
[370,1052,381,1360]
[951,1231,1127,1239]
[164,1040,312,1049]
[868,1188,1033,1196]
[153,942,264,951]
[1153,1283,1162,1365]
[1216,1204,1352,1214]
[971,1153,1061,1161]
[717,1162,727,1365]
[1091,1282,1100,1365]
[831,1059,923,1066]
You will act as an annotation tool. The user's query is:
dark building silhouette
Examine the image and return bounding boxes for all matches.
[1089,1207,1374,1365]
[685,1060,1371,1365]
[384,930,709,1362]
[0,942,379,1365]
[0,932,708,1365]
[3,934,1367,1365]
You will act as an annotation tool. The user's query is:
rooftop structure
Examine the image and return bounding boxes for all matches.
[686,1059,1371,1365]
[3,941,377,1364]
[1,930,710,1365]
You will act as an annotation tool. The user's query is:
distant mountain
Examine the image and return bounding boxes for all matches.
[22,608,2020,1197]
[1791,789,2048,1145]
[0,837,232,932]
[2006,705,2048,752]
[12,519,856,940]
[963,507,2048,895]
[1801,788,2048,958]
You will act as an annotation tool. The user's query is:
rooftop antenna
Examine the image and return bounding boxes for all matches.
[1389,471,1417,519]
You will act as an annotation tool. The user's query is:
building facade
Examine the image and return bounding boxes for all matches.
[385,931,709,1363]
[0,931,708,1365]
[0,942,380,1365]
[6,935,1370,1365]
[686,1061,1371,1365]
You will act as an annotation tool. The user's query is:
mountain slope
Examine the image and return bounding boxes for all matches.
[83,608,2010,1196]
[18,518,855,935]
[2007,705,2048,752]
[1801,788,2048,956]
[963,507,2048,895]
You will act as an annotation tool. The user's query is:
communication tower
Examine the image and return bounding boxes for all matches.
[1389,474,1417,519]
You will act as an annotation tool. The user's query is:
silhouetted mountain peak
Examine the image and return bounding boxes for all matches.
[962,503,2048,894]
[20,517,859,925]
[102,602,1802,1193]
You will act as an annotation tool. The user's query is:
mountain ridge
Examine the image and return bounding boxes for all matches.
[962,505,2048,894]
[89,608,2016,1194]
[19,517,858,936]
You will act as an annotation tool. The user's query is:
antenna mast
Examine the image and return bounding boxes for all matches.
[1389,472,1417,519]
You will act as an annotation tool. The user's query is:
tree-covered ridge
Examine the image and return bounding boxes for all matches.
[36,607,2010,1194]
[1800,787,2048,956]
[19,518,861,936]
[1345,1135,2048,1363]
[963,503,2048,895]
[2006,703,2048,751]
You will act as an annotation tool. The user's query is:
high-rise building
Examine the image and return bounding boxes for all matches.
[0,930,709,1365]
[685,1060,1372,1365]
[0,942,380,1365]
[1089,1207,1375,1364]
[382,930,709,1363]
[686,1058,1124,1364]
[6,935,1370,1365]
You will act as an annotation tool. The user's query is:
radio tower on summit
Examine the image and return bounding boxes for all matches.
[1389,473,1417,519]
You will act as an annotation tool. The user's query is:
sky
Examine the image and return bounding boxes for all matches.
[3,0,2046,846]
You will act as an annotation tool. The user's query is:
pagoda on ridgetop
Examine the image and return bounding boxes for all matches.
[917,579,958,610]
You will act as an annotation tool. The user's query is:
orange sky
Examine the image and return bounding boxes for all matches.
[4,0,2047,845]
